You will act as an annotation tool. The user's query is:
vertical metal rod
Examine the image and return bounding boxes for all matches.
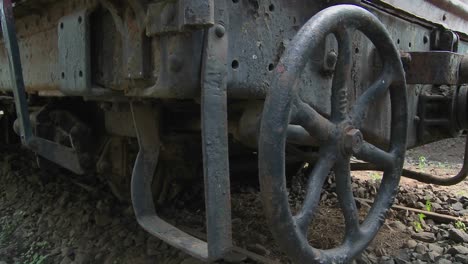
[0,0,32,145]
[200,1,233,259]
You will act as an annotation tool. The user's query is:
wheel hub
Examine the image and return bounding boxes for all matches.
[343,127,364,155]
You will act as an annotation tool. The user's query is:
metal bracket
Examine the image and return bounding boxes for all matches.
[200,0,232,258]
[146,0,214,36]
[58,10,92,95]
[130,0,232,261]
[403,51,468,85]
[130,103,213,260]
[0,0,84,174]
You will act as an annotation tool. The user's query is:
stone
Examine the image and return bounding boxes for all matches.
[180,258,204,264]
[415,244,428,254]
[427,243,444,255]
[422,252,437,262]
[412,232,436,243]
[247,244,270,255]
[74,251,91,264]
[146,239,160,256]
[395,249,411,262]
[94,213,111,226]
[416,202,426,210]
[435,259,452,264]
[432,203,442,211]
[449,228,468,243]
[455,254,468,264]
[447,245,468,255]
[380,257,395,264]
[406,240,418,249]
[452,202,464,211]
[394,258,411,264]
[390,221,407,232]
[59,257,73,264]
[355,251,378,264]
[223,252,248,263]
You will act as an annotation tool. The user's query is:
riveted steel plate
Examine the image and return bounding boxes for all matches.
[58,10,91,95]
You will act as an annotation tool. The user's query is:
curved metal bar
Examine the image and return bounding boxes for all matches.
[330,28,352,123]
[334,157,360,237]
[295,147,336,234]
[354,141,396,169]
[131,104,211,261]
[351,137,468,186]
[291,99,335,142]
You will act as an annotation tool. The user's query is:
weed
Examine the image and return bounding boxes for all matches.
[425,200,432,212]
[413,221,423,232]
[418,213,426,222]
[455,220,467,231]
[418,156,427,170]
[456,190,468,197]
[413,213,427,232]
[369,172,382,183]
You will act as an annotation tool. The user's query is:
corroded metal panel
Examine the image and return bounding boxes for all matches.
[58,10,91,95]
[367,0,468,37]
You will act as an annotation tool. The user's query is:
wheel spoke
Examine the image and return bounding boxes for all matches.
[335,157,360,237]
[354,141,395,169]
[349,70,394,128]
[291,99,335,143]
[330,28,352,122]
[294,147,336,234]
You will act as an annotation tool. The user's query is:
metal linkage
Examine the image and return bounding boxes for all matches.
[259,5,407,263]
[351,137,467,185]
[0,0,84,174]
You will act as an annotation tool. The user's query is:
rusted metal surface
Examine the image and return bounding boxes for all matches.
[200,0,233,258]
[403,52,466,85]
[259,5,407,263]
[367,0,468,37]
[2,0,468,263]
[1,0,84,174]
[130,103,211,260]
[58,10,92,95]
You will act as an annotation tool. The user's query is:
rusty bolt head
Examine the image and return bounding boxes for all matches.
[215,25,225,38]
[344,128,363,154]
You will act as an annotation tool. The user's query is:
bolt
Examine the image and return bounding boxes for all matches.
[215,24,225,38]
[323,50,338,73]
[344,128,363,154]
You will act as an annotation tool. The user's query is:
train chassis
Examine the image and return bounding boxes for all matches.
[0,0,468,263]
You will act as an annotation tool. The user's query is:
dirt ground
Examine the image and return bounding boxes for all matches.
[0,136,467,264]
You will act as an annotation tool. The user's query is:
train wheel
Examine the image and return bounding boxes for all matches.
[258,5,408,263]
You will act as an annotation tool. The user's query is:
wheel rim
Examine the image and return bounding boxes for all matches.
[258,5,408,263]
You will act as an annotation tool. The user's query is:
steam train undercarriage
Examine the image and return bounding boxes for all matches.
[1,0,468,263]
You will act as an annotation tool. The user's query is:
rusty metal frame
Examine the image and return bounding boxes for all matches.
[0,0,84,174]
[129,0,232,261]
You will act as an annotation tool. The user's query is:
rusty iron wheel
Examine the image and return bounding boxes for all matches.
[258,5,408,263]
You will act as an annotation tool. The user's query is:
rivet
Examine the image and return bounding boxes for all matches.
[215,25,225,38]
